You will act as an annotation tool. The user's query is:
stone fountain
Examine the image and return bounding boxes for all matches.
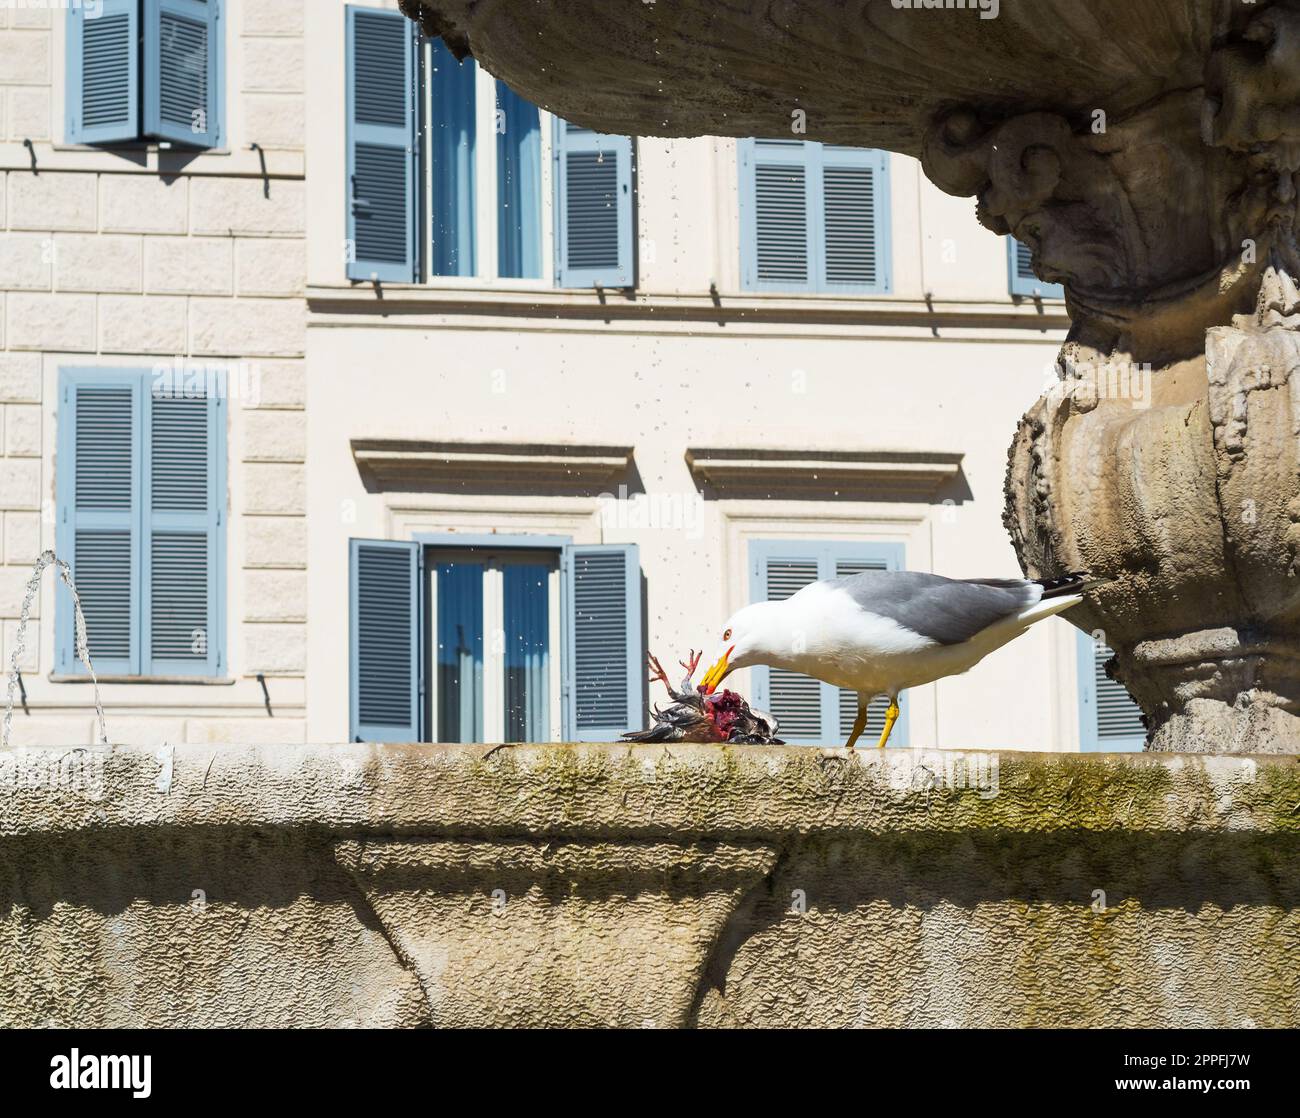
[4,2,1297,1030]
[399,0,1300,752]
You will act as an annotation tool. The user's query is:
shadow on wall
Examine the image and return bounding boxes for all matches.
[694,826,1300,1024]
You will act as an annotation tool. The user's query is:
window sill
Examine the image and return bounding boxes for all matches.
[3,141,303,179]
[307,283,1072,330]
[51,140,228,156]
[342,277,628,296]
[49,674,235,686]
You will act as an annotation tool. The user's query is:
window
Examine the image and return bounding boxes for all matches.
[349,537,642,742]
[1076,631,1145,751]
[344,6,635,287]
[67,0,224,148]
[1008,237,1064,299]
[55,368,227,678]
[430,549,558,743]
[739,139,891,295]
[747,540,907,746]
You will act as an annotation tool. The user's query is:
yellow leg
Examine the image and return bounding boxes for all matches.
[844,697,868,750]
[876,699,900,749]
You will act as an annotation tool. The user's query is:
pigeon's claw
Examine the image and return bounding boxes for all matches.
[647,653,672,692]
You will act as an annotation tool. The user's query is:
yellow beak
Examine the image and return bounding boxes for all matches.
[698,647,733,694]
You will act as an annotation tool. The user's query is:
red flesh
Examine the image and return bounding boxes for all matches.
[704,689,745,740]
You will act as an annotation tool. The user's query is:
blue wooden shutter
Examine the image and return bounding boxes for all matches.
[554,120,634,288]
[346,6,419,282]
[820,146,891,294]
[56,369,142,676]
[143,0,223,148]
[1008,237,1065,299]
[67,0,140,144]
[739,138,815,293]
[350,539,423,741]
[741,140,890,294]
[749,541,907,745]
[141,371,225,676]
[830,553,909,743]
[561,544,642,739]
[1076,631,1145,752]
[751,552,823,740]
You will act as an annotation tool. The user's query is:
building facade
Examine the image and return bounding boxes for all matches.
[0,0,1142,751]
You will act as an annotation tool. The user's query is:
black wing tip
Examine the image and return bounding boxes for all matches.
[1035,571,1108,598]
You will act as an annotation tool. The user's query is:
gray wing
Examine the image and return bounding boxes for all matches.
[827,571,1039,645]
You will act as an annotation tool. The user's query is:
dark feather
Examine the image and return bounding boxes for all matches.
[622,652,784,744]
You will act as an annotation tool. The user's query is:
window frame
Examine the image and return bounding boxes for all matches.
[346,13,637,291]
[738,138,893,297]
[417,55,560,289]
[1007,237,1065,300]
[1075,630,1145,752]
[422,540,564,745]
[413,533,571,744]
[54,366,228,682]
[747,539,908,746]
[64,0,226,151]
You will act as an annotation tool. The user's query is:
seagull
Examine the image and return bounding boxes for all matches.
[697,571,1101,749]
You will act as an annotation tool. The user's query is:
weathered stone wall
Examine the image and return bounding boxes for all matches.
[2,742,1295,1027]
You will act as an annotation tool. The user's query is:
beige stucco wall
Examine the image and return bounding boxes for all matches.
[305,320,1076,748]
[0,2,308,745]
[2,741,1295,1028]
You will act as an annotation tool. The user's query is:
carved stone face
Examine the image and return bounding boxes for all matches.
[920,7,1300,321]
[924,94,1276,306]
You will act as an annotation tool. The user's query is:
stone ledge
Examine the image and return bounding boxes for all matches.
[2,743,1296,1028]
[351,439,633,493]
[1,742,1294,839]
[685,447,965,499]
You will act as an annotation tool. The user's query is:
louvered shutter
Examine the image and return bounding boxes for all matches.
[141,373,224,675]
[758,557,823,740]
[1008,237,1065,299]
[562,544,642,740]
[350,539,422,742]
[346,5,419,282]
[749,541,907,745]
[67,0,139,144]
[1077,632,1145,751]
[820,146,890,294]
[833,556,895,740]
[739,138,814,292]
[144,0,222,148]
[554,121,634,288]
[56,370,142,675]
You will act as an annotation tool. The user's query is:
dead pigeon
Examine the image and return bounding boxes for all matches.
[621,651,783,744]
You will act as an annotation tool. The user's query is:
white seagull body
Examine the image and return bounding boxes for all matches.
[698,571,1098,748]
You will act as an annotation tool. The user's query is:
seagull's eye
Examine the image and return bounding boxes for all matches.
[723,628,732,641]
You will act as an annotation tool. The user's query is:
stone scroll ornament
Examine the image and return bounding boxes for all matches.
[922,2,1300,751]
